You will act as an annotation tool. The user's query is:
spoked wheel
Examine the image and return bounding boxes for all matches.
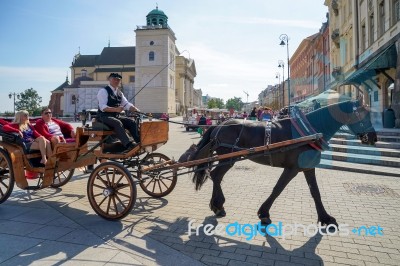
[0,148,15,204]
[138,153,177,198]
[51,169,75,188]
[87,162,136,220]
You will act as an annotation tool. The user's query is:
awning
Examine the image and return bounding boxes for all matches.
[340,44,397,86]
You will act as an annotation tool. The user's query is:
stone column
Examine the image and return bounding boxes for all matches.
[392,42,400,128]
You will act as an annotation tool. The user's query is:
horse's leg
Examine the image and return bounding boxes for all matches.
[209,161,232,217]
[257,167,298,225]
[303,168,338,227]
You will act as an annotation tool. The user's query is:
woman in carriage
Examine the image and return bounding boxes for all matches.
[2,110,52,165]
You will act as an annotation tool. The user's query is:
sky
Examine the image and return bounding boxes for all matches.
[0,0,328,113]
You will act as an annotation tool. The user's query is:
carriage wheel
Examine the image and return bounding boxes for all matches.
[138,153,177,198]
[87,162,136,220]
[0,148,15,204]
[51,169,75,188]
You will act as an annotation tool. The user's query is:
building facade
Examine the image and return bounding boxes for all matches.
[49,7,199,117]
[290,17,331,104]
[325,0,400,128]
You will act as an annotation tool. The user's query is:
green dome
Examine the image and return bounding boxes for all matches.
[147,8,167,17]
[146,6,168,26]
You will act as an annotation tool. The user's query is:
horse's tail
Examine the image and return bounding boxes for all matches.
[191,126,216,190]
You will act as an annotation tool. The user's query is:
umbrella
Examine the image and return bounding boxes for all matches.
[296,89,352,110]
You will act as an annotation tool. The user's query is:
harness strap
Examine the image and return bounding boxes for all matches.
[264,121,273,166]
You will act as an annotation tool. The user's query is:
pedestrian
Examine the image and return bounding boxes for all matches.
[312,99,321,110]
[249,107,257,120]
[80,109,87,126]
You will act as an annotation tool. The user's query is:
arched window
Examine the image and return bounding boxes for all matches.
[149,51,155,61]
[152,18,157,25]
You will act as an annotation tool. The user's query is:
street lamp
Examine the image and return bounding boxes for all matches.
[279,34,290,114]
[278,60,285,108]
[72,94,79,121]
[275,72,281,108]
[8,92,20,115]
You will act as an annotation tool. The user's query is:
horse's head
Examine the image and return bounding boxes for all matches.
[346,100,377,145]
[178,144,197,162]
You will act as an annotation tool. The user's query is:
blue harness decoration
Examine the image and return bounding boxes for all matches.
[290,106,329,151]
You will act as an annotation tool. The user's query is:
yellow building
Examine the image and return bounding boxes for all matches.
[325,0,400,128]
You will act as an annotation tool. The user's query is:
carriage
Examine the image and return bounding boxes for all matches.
[0,118,177,220]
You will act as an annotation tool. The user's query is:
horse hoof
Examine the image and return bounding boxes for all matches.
[215,209,226,217]
[260,217,272,226]
[319,216,338,228]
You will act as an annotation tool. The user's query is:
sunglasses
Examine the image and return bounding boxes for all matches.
[44,112,52,115]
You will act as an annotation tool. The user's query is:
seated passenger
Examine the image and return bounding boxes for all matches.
[0,119,10,126]
[97,73,140,151]
[35,107,76,146]
[2,110,52,165]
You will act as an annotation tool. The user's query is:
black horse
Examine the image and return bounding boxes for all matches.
[179,100,377,227]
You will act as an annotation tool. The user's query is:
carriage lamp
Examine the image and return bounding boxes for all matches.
[279,34,291,115]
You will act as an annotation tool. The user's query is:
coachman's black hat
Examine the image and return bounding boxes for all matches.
[108,73,122,79]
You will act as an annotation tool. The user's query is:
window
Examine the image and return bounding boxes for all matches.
[129,76,135,83]
[369,13,375,46]
[150,41,154,46]
[349,36,353,61]
[149,51,154,61]
[393,0,400,25]
[378,1,385,37]
[361,23,366,51]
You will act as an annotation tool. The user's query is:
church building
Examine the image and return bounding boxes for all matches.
[49,6,200,117]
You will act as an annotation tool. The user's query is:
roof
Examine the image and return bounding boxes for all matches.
[52,78,69,92]
[71,47,135,67]
[147,7,167,18]
[72,55,98,67]
[97,47,135,65]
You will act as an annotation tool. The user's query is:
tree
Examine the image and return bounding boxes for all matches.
[15,88,43,116]
[225,97,243,111]
[207,98,225,109]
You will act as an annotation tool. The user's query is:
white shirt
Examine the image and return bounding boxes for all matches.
[97,84,135,111]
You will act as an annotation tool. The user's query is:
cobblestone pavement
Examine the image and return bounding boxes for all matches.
[1,119,400,265]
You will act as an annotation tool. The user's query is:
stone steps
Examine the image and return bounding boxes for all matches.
[319,129,400,176]
[328,143,400,157]
[321,150,400,167]
[318,159,400,177]
[329,138,400,149]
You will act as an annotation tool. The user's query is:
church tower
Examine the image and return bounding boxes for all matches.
[134,6,177,114]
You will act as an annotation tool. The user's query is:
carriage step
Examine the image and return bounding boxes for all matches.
[318,159,400,177]
[321,151,400,168]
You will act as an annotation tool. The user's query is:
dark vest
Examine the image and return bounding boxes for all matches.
[97,86,122,118]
